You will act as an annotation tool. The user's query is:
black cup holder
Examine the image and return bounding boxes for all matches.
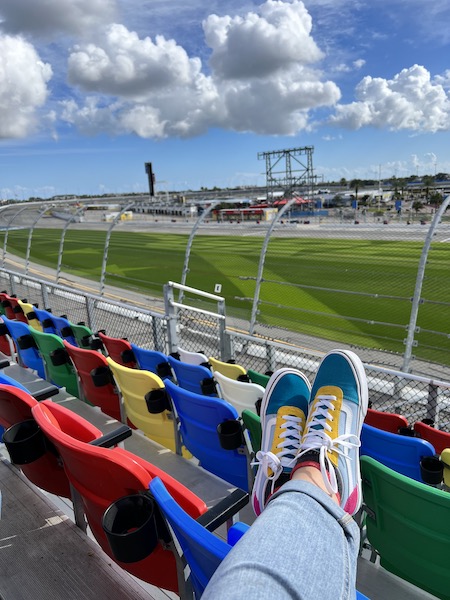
[3,420,47,464]
[90,337,104,351]
[217,420,244,450]
[201,377,217,396]
[60,326,74,338]
[397,426,418,437]
[102,494,158,563]
[50,347,70,366]
[121,349,136,364]
[156,361,173,379]
[145,388,171,414]
[420,456,444,485]
[91,366,113,387]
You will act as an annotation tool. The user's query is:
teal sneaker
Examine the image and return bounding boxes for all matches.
[252,368,311,516]
[294,350,368,515]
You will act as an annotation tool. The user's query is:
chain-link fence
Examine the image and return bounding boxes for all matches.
[1,266,450,431]
[0,197,449,376]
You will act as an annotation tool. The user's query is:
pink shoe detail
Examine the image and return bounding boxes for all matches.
[343,486,359,515]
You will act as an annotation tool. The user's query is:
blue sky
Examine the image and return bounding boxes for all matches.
[1,0,450,198]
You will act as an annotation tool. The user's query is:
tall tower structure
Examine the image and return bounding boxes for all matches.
[258,146,314,202]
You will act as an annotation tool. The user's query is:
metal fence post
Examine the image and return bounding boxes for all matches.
[86,297,96,331]
[179,200,220,303]
[99,203,135,295]
[41,283,50,309]
[164,283,179,354]
[56,208,86,283]
[25,208,49,276]
[249,196,300,335]
[425,382,439,425]
[402,194,450,372]
[218,297,232,361]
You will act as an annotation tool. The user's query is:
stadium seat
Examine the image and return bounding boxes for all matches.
[177,347,209,366]
[364,407,409,433]
[129,343,173,379]
[242,408,262,454]
[441,448,450,488]
[32,399,207,593]
[0,319,14,357]
[70,322,95,348]
[106,357,178,452]
[167,354,213,395]
[63,340,123,421]
[361,455,450,600]
[149,476,249,598]
[31,306,60,334]
[413,420,450,454]
[0,385,71,497]
[96,331,137,367]
[213,370,265,416]
[1,316,46,378]
[17,300,43,331]
[209,356,247,380]
[247,368,271,388]
[47,314,79,346]
[0,292,17,320]
[360,423,436,481]
[5,296,29,323]
[164,378,249,491]
[29,328,79,397]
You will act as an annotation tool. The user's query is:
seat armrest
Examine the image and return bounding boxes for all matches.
[89,424,132,448]
[227,521,250,546]
[196,488,249,532]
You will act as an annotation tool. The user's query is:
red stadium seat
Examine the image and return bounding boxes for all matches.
[414,420,450,454]
[32,400,207,592]
[96,331,137,368]
[364,407,408,433]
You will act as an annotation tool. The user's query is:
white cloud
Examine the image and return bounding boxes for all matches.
[67,24,202,97]
[330,65,450,132]
[204,0,323,79]
[62,2,340,138]
[0,35,52,138]
[0,0,117,37]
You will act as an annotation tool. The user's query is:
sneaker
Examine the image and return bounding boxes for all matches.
[251,368,311,516]
[294,350,368,515]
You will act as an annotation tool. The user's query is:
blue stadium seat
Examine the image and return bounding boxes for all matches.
[130,343,173,379]
[360,423,436,482]
[32,307,60,334]
[150,476,249,599]
[164,378,248,490]
[167,355,213,395]
[1,316,46,379]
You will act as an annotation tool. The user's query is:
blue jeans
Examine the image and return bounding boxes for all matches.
[203,480,360,600]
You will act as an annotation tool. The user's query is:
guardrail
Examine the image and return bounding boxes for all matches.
[1,267,449,431]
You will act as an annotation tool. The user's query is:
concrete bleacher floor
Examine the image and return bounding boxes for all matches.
[0,356,441,598]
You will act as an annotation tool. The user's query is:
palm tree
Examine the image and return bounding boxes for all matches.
[349,179,362,203]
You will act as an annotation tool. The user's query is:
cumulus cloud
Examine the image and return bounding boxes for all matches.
[204,0,323,79]
[68,24,202,97]
[330,64,450,132]
[0,35,52,138]
[62,1,340,137]
[0,0,117,37]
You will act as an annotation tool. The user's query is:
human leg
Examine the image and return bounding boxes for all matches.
[203,350,368,600]
[203,478,360,600]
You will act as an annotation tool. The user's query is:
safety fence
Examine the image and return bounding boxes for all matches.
[0,196,449,373]
[1,267,449,431]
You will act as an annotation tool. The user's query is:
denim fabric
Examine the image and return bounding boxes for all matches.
[203,479,359,600]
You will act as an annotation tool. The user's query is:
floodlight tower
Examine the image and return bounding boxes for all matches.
[258,146,315,202]
[145,162,155,197]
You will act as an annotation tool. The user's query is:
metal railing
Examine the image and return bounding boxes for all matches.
[1,266,450,431]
